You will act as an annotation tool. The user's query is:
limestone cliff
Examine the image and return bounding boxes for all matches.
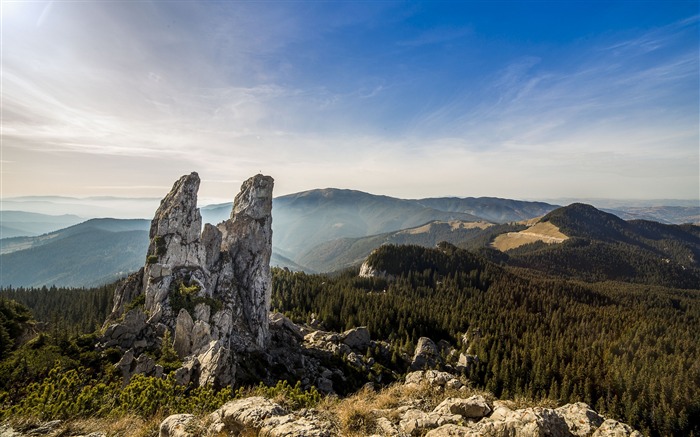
[100,172,274,387]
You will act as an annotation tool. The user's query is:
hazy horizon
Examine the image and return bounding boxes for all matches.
[2,1,698,202]
[1,190,697,220]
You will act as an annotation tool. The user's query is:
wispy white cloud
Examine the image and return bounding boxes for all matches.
[1,2,697,201]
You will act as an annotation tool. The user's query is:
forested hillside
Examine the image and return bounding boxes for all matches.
[502,204,700,288]
[272,244,700,436]
[1,228,698,435]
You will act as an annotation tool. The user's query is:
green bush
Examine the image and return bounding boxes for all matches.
[237,380,321,410]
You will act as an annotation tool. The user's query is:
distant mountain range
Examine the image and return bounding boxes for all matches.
[1,188,698,287]
[0,211,84,238]
[0,219,150,287]
[295,220,495,273]
[202,189,559,267]
[601,206,700,225]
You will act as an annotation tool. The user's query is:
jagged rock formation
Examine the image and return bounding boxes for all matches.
[100,172,274,387]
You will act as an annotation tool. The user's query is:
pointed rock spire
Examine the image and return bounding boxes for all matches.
[220,174,274,348]
[101,172,275,387]
[143,172,206,318]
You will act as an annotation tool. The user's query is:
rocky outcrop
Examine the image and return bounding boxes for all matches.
[165,396,335,437]
[423,400,642,437]
[159,414,196,437]
[158,369,642,437]
[100,172,274,387]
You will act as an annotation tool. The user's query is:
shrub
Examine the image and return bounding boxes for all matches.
[236,380,321,410]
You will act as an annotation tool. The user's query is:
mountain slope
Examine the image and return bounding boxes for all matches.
[0,218,150,255]
[0,211,84,238]
[0,219,151,287]
[272,189,485,257]
[502,203,700,288]
[414,197,557,223]
[297,220,493,273]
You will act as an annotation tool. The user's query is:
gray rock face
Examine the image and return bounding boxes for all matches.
[100,173,274,387]
[218,174,274,349]
[411,337,440,370]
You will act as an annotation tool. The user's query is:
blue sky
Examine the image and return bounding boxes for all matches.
[1,1,698,204]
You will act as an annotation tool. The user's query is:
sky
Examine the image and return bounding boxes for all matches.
[1,1,698,206]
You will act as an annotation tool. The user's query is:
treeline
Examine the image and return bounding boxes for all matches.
[271,244,700,436]
[505,237,700,289]
[0,285,115,338]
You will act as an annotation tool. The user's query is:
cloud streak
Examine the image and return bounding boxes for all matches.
[1,3,697,201]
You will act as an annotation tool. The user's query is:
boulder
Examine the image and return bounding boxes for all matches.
[159,414,196,437]
[259,410,334,437]
[404,370,463,389]
[341,327,371,351]
[425,424,479,437]
[269,312,304,341]
[208,396,286,434]
[411,337,440,370]
[556,402,605,436]
[399,409,462,436]
[432,395,491,419]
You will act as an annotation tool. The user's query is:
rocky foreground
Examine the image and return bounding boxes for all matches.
[157,370,641,437]
[0,369,642,436]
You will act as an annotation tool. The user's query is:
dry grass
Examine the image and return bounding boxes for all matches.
[498,395,559,410]
[4,414,163,437]
[326,379,498,435]
[492,221,569,251]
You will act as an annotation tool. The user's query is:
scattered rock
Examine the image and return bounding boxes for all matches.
[25,420,62,436]
[425,424,479,437]
[404,370,463,390]
[399,409,462,436]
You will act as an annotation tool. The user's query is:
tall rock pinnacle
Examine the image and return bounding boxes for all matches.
[101,173,274,387]
[220,175,274,348]
[144,172,206,319]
